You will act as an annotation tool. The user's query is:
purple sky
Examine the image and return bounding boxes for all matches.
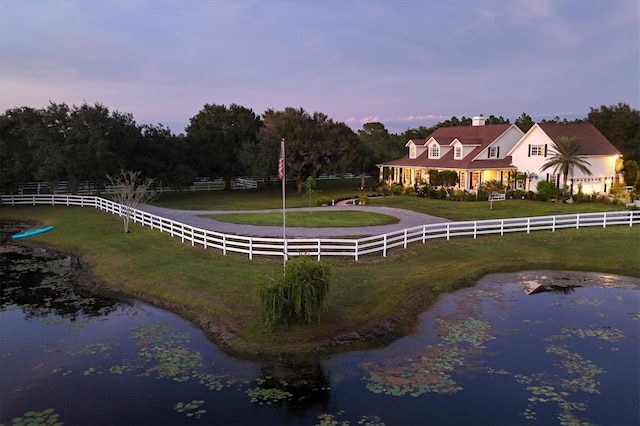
[1,0,638,135]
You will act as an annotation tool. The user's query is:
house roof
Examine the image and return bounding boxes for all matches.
[537,122,621,156]
[428,123,512,146]
[382,151,514,170]
[381,123,515,170]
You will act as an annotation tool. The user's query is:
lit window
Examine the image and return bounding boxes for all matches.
[409,146,416,158]
[530,145,545,156]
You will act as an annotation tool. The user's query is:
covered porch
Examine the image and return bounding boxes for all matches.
[378,165,517,192]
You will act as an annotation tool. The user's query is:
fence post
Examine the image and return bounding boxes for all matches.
[527,218,530,234]
[474,221,477,239]
[223,234,227,255]
[249,238,252,260]
[383,234,387,257]
[284,239,288,263]
[603,212,607,228]
[500,219,504,236]
[404,229,408,248]
[317,239,321,261]
[447,223,450,240]
[354,240,358,261]
[552,216,556,232]
[631,211,634,227]
[422,225,426,244]
[576,214,580,229]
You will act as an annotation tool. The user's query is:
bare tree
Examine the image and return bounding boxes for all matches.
[107,170,156,233]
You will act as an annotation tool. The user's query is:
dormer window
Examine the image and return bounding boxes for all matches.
[488,146,498,158]
[454,146,462,159]
[409,145,416,159]
[429,144,440,158]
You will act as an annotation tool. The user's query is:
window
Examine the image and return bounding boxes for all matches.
[430,144,440,158]
[409,146,416,159]
[455,146,462,159]
[529,145,545,156]
[488,146,498,158]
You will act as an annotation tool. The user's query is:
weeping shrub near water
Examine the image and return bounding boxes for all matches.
[258,256,331,327]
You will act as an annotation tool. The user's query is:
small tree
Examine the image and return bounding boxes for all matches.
[302,176,319,214]
[107,170,156,233]
[258,256,331,328]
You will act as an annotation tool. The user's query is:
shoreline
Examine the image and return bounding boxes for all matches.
[2,211,639,361]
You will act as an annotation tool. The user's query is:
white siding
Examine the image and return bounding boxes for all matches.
[475,125,524,160]
[509,124,618,193]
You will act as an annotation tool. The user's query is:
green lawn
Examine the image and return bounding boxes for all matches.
[2,204,638,357]
[206,210,399,227]
[152,178,371,210]
[368,196,627,221]
[151,178,627,222]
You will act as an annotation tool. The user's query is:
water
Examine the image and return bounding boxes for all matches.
[1,248,638,425]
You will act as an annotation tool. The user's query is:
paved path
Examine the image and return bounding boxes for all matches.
[138,204,450,238]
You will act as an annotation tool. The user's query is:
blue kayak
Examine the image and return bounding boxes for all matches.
[11,225,54,240]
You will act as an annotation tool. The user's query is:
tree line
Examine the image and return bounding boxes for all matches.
[1,101,637,194]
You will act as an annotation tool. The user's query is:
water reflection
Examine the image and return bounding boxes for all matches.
[1,250,122,320]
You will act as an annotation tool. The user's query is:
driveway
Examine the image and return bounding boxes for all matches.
[138,204,450,238]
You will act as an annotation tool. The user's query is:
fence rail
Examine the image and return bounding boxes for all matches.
[2,194,638,261]
[8,174,369,195]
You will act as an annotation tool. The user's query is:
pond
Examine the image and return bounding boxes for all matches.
[1,246,638,426]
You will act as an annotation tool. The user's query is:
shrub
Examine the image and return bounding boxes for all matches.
[316,196,332,206]
[258,256,331,327]
[480,179,504,194]
[376,184,403,196]
[534,181,559,201]
[572,184,588,202]
[358,195,369,205]
[611,182,626,198]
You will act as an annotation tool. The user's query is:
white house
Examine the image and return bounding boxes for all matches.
[378,119,622,195]
[508,122,622,194]
[377,116,524,191]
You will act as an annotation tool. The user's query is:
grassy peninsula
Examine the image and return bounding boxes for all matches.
[2,185,638,357]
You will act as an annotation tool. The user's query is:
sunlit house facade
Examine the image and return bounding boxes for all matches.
[377,118,622,195]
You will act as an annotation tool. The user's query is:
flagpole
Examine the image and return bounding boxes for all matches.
[280,138,287,268]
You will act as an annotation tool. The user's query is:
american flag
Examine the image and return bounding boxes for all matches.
[278,140,284,180]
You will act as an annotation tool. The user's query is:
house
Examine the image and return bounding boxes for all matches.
[507,122,622,194]
[378,118,622,195]
[377,116,524,191]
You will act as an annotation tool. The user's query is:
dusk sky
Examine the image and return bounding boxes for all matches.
[1,0,638,135]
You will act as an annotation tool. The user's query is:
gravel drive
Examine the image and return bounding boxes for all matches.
[138,204,450,238]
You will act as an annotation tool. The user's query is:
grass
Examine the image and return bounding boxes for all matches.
[151,178,628,221]
[2,204,638,358]
[368,196,627,221]
[206,210,399,227]
[152,179,370,210]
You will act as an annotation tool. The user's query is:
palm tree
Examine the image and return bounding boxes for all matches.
[540,137,592,193]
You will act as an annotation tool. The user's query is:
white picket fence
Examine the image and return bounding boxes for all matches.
[2,194,638,261]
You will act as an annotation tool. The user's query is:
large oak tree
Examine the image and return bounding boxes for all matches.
[186,103,262,189]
